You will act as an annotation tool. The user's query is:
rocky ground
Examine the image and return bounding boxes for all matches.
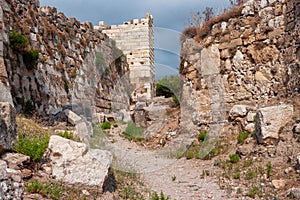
[2,101,300,200]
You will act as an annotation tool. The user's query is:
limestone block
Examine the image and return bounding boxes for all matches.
[229,105,248,119]
[48,135,112,187]
[232,50,244,68]
[200,44,220,75]
[64,109,82,125]
[255,104,294,143]
[0,102,17,154]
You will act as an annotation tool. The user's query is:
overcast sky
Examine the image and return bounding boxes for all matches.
[40,0,230,79]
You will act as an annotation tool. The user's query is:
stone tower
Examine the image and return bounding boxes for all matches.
[96,13,155,102]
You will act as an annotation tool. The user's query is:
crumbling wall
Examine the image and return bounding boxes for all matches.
[180,0,300,135]
[1,0,130,118]
[97,13,155,102]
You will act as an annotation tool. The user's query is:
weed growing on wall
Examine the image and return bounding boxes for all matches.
[8,30,29,51]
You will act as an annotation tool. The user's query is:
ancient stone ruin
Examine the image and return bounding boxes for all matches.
[96,13,155,102]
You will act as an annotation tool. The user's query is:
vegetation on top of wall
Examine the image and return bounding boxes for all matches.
[181,0,245,42]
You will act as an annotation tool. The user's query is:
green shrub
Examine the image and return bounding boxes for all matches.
[229,154,240,164]
[247,187,262,198]
[23,49,39,69]
[26,180,64,200]
[186,151,195,159]
[233,172,240,179]
[58,131,73,140]
[237,131,250,144]
[123,122,144,142]
[26,179,43,193]
[8,30,29,51]
[14,134,49,161]
[245,169,255,180]
[24,100,36,116]
[198,131,207,141]
[243,159,253,168]
[101,121,111,130]
[172,95,179,106]
[104,67,110,74]
[151,191,170,200]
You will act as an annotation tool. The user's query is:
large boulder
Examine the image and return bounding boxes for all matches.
[0,102,17,154]
[255,104,293,144]
[48,135,112,188]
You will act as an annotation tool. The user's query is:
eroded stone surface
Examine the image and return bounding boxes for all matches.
[48,135,112,188]
[255,104,294,143]
[0,102,17,154]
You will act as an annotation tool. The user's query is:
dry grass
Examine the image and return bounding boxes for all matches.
[181,4,244,42]
[17,116,55,139]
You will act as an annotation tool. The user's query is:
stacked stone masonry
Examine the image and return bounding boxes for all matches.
[96,13,155,102]
[180,0,300,133]
[0,0,130,117]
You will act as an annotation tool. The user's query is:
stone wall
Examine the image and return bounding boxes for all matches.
[97,13,155,102]
[180,0,300,135]
[0,0,131,118]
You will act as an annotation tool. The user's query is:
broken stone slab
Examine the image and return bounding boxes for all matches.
[64,109,82,125]
[75,121,92,143]
[48,135,112,188]
[143,121,166,139]
[255,104,294,144]
[0,102,17,154]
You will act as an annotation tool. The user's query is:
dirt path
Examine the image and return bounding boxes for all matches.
[99,125,235,200]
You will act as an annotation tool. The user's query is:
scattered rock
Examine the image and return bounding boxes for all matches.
[0,160,24,199]
[0,102,17,154]
[21,169,32,179]
[1,153,30,170]
[237,144,252,156]
[284,167,293,174]
[229,105,248,119]
[294,123,300,134]
[246,112,256,122]
[289,188,300,199]
[272,179,286,189]
[48,135,112,188]
[245,123,255,133]
[64,109,82,125]
[255,104,294,144]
